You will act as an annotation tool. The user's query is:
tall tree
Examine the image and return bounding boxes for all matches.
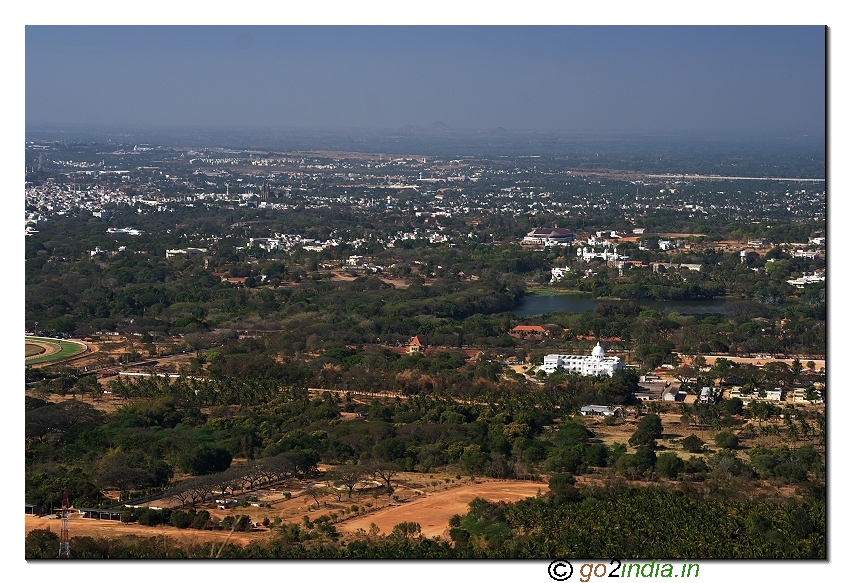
[328,465,364,499]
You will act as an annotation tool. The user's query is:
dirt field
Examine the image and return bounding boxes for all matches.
[328,270,410,289]
[26,341,53,357]
[25,514,266,547]
[336,480,547,539]
[25,478,547,548]
[698,355,825,370]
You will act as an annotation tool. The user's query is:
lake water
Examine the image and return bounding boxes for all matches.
[513,293,749,317]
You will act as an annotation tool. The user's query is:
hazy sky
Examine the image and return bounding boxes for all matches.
[25,25,825,134]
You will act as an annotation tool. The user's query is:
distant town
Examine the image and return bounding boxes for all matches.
[25,135,826,560]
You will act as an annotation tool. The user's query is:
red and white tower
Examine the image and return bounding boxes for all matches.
[58,492,70,558]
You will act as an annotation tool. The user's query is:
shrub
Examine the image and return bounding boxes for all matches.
[633,446,657,472]
[656,452,685,479]
[170,510,193,529]
[137,508,162,526]
[548,473,581,501]
[180,445,232,475]
[715,431,739,450]
[773,462,808,484]
[545,447,584,474]
[681,434,705,453]
[583,443,610,467]
[683,456,710,479]
[629,414,663,448]
[190,510,211,529]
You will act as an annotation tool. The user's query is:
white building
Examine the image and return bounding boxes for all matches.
[580,405,622,417]
[522,227,575,246]
[550,267,571,282]
[764,388,784,401]
[540,343,624,377]
[699,387,718,403]
[786,273,825,288]
[576,246,628,263]
[165,247,207,258]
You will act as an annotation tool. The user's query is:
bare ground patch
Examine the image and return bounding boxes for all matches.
[25,514,267,548]
[335,480,547,539]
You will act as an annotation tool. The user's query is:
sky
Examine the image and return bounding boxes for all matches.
[25,25,826,135]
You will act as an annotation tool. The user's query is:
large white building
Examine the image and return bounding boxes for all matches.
[522,227,575,246]
[540,343,624,377]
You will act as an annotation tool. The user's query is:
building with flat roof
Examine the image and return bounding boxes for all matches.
[580,405,623,417]
[541,343,624,377]
[522,227,575,246]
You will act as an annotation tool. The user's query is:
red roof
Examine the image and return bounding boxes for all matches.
[511,325,548,333]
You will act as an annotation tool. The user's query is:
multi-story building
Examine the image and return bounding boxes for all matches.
[540,343,624,377]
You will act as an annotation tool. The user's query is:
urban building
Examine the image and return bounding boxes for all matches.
[540,343,624,377]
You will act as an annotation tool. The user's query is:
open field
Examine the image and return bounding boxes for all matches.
[25,514,266,547]
[328,269,411,289]
[26,477,546,547]
[698,355,825,370]
[581,406,824,464]
[26,343,50,357]
[336,480,547,539]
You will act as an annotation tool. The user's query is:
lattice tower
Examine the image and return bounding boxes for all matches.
[58,492,70,558]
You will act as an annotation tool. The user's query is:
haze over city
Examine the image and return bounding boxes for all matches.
[26,25,825,137]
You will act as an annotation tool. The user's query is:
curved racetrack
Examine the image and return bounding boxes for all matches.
[25,337,87,365]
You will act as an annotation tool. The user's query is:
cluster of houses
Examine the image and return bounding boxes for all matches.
[727,386,823,405]
[343,255,383,273]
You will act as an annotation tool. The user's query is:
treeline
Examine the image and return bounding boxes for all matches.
[25,373,641,510]
[27,241,526,339]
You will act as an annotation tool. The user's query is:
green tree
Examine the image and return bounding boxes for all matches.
[460,444,488,475]
[25,528,59,559]
[366,462,401,490]
[655,452,685,479]
[545,447,584,474]
[629,413,663,448]
[99,466,154,493]
[548,473,582,501]
[328,465,364,499]
[170,510,193,529]
[180,446,232,475]
[681,434,705,453]
[710,358,734,388]
[715,431,739,450]
[391,521,422,540]
[190,509,211,530]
